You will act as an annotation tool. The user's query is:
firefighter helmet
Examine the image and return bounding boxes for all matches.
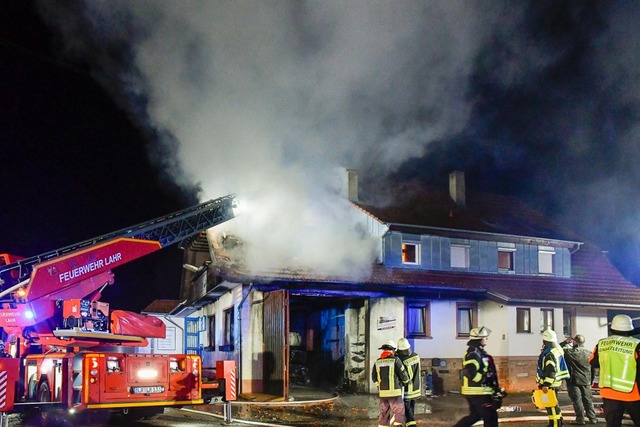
[611,314,634,332]
[542,329,558,343]
[397,337,411,351]
[379,339,397,350]
[469,326,491,339]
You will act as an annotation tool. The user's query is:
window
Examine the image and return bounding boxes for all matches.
[540,308,554,332]
[406,301,430,338]
[451,244,470,268]
[538,246,555,274]
[402,242,420,265]
[456,303,478,338]
[563,309,573,337]
[498,243,515,272]
[220,307,234,351]
[516,308,531,333]
[206,315,215,350]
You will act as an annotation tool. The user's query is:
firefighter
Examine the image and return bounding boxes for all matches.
[372,339,409,427]
[538,329,570,427]
[453,326,504,427]
[560,334,598,424]
[589,314,640,426]
[396,337,421,427]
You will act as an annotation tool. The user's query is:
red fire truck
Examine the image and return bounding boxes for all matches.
[0,195,236,423]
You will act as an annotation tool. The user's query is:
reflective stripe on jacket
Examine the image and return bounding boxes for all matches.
[597,335,640,393]
[460,344,499,395]
[399,352,422,400]
[372,353,409,398]
[537,346,570,388]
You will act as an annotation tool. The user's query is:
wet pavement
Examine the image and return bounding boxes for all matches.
[187,386,614,426]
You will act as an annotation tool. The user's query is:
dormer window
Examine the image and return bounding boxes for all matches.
[498,242,515,273]
[450,244,470,269]
[538,246,555,275]
[402,242,420,265]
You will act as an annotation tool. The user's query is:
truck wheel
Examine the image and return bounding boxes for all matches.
[38,382,51,403]
[65,316,77,328]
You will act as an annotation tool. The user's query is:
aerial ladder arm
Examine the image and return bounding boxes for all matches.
[0,195,236,331]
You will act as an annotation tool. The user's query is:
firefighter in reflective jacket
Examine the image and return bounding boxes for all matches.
[453,326,503,427]
[396,337,422,427]
[538,329,571,427]
[372,339,409,427]
[589,314,640,426]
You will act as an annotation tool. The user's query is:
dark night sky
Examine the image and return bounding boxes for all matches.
[0,3,197,311]
[2,1,640,311]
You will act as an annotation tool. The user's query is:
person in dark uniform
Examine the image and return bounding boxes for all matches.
[396,337,421,427]
[560,334,597,424]
[372,339,409,427]
[538,329,571,427]
[453,326,504,427]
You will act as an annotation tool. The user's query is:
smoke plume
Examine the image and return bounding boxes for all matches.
[38,1,640,282]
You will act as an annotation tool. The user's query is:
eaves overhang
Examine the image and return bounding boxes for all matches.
[385,222,582,249]
[487,291,640,309]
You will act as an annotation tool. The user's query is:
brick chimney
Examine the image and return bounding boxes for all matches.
[346,169,359,202]
[449,170,466,207]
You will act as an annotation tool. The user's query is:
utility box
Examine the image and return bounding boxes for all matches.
[216,360,237,401]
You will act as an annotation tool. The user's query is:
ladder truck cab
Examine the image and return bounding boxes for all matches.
[0,196,236,422]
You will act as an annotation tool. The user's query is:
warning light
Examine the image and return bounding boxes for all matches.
[16,288,26,298]
[24,310,34,319]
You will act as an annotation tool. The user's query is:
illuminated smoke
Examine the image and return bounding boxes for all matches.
[37,1,640,282]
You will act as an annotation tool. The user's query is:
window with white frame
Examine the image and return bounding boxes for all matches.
[406,301,430,338]
[538,246,555,274]
[540,308,554,332]
[517,307,531,333]
[451,244,470,268]
[456,303,478,338]
[402,242,421,265]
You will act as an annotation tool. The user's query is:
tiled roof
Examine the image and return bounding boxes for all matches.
[142,299,182,314]
[205,185,640,308]
[355,185,580,243]
[216,242,640,308]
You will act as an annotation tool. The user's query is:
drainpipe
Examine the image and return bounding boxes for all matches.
[236,283,253,395]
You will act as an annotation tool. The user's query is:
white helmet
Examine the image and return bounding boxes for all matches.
[611,314,634,332]
[397,337,411,351]
[379,339,397,350]
[469,326,491,339]
[542,329,558,343]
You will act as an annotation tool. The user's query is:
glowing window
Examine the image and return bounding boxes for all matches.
[402,243,420,265]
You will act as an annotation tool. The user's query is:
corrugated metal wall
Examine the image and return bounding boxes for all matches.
[263,289,289,397]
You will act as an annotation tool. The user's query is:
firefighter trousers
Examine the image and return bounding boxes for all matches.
[377,395,405,427]
[453,395,498,427]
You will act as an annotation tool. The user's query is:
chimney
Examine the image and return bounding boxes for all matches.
[449,170,466,207]
[346,169,359,202]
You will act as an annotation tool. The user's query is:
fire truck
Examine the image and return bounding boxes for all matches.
[0,195,236,424]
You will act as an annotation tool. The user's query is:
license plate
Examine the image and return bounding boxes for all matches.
[132,386,165,394]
